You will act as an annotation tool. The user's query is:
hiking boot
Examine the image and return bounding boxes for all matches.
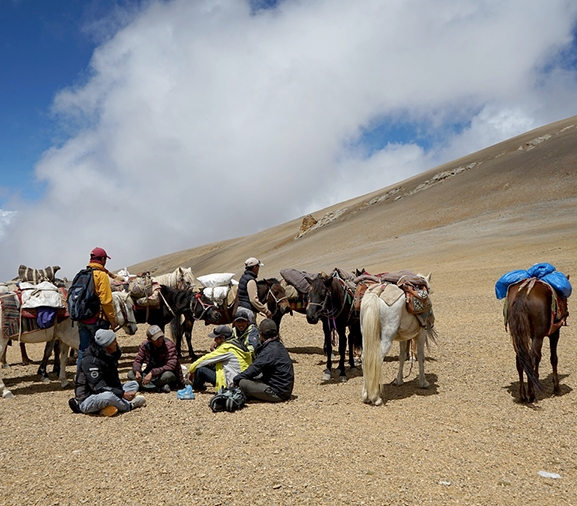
[161,384,171,393]
[68,398,81,414]
[130,395,146,409]
[100,405,119,417]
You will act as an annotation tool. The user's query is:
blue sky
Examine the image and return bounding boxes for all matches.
[1,0,577,280]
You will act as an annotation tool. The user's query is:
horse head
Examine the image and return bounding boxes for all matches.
[189,290,221,324]
[306,273,333,324]
[261,278,291,317]
[112,291,138,335]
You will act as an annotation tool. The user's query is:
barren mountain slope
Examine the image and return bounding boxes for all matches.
[128,114,577,279]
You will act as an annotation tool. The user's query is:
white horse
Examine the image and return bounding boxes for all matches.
[360,274,436,406]
[152,266,197,291]
[0,291,137,399]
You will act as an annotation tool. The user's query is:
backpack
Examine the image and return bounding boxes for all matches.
[209,386,247,413]
[67,268,101,321]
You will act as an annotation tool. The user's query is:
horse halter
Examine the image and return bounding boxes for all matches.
[266,286,288,315]
[190,292,217,321]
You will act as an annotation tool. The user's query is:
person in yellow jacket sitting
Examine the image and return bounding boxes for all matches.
[188,325,252,392]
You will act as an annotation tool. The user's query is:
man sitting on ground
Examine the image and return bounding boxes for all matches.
[188,325,252,392]
[69,329,146,416]
[128,325,185,393]
[232,319,294,403]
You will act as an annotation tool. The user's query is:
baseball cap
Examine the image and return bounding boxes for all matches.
[234,308,253,323]
[91,247,111,259]
[208,325,233,339]
[245,257,264,268]
[146,325,164,341]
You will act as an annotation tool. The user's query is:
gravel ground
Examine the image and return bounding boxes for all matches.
[1,263,577,506]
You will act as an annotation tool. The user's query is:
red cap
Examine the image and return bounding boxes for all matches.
[90,247,111,259]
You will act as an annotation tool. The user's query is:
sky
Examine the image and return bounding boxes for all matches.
[1,0,577,281]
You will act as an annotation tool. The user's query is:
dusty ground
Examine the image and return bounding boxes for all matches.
[2,117,577,505]
[1,259,577,506]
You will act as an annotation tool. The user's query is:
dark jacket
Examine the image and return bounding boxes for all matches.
[132,337,185,388]
[233,338,294,400]
[238,269,257,312]
[74,342,124,403]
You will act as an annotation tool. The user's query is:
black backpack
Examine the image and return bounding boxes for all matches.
[209,387,247,412]
[67,268,101,321]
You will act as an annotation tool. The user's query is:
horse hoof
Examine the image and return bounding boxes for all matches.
[61,381,71,389]
[322,372,331,381]
[2,363,10,369]
[2,390,14,399]
[374,398,383,406]
[41,377,50,384]
[420,381,430,389]
[339,375,347,383]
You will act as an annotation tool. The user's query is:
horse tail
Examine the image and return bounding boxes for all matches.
[508,291,542,393]
[360,291,382,403]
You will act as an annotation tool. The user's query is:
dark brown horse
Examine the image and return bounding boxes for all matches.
[306,270,361,382]
[506,278,569,402]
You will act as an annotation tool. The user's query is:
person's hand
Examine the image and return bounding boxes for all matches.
[135,371,142,381]
[143,372,153,385]
[265,309,272,318]
[209,341,217,351]
[123,391,137,401]
[188,372,194,384]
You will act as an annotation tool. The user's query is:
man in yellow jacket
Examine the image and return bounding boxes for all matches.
[188,325,252,392]
[77,247,119,364]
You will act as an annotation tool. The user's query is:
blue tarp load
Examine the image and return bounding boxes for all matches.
[495,262,572,300]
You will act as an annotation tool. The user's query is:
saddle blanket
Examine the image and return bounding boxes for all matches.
[280,268,317,294]
[367,283,404,306]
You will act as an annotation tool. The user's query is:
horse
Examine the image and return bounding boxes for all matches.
[0,291,138,398]
[171,278,290,359]
[152,266,197,291]
[306,270,361,382]
[359,274,435,406]
[506,278,569,403]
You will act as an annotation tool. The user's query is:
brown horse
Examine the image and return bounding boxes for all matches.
[506,278,569,402]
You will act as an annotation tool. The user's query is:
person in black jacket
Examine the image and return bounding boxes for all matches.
[232,319,294,402]
[69,329,146,416]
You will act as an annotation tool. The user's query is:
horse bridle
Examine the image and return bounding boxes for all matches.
[266,285,288,316]
[190,291,217,321]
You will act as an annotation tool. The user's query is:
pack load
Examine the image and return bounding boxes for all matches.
[197,273,238,306]
[67,268,101,321]
[495,262,572,300]
[209,386,247,412]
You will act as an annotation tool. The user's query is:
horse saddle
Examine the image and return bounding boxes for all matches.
[364,282,405,306]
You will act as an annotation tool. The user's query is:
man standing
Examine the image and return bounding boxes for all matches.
[76,247,119,364]
[233,319,294,403]
[128,325,185,393]
[237,257,272,321]
[188,325,252,392]
[69,329,146,416]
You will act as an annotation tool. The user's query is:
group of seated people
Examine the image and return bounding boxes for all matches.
[69,307,295,416]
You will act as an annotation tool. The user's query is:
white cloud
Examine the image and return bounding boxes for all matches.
[1,0,577,279]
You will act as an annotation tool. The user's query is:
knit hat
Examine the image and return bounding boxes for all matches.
[208,325,233,339]
[146,325,164,341]
[258,318,277,338]
[245,257,264,268]
[94,329,116,347]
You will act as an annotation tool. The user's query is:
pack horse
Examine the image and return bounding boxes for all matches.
[359,273,436,406]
